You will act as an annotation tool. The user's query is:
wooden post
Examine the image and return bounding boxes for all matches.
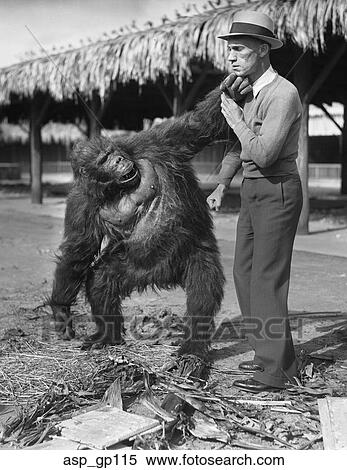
[173,85,184,117]
[303,42,346,199]
[294,54,312,235]
[30,114,42,204]
[305,43,346,105]
[297,100,310,234]
[88,90,102,138]
[29,94,50,204]
[157,81,174,113]
[341,101,347,194]
[98,90,114,124]
[294,41,346,233]
[162,70,208,117]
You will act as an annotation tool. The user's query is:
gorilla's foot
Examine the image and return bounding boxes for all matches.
[60,326,76,340]
[81,332,125,350]
[51,304,75,340]
[172,352,210,382]
[177,340,210,359]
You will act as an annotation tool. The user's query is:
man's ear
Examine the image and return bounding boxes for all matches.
[259,43,270,57]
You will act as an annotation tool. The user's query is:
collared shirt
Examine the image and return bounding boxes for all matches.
[230,66,277,130]
[252,65,277,98]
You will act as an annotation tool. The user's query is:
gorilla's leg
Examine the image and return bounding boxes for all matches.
[82,266,124,349]
[50,256,90,340]
[49,236,97,340]
[179,246,225,358]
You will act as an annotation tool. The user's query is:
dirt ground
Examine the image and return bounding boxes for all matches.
[0,189,347,449]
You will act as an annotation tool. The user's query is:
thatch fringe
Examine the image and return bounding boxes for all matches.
[0,0,346,104]
[0,121,133,145]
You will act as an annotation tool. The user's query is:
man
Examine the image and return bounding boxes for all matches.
[207,11,303,393]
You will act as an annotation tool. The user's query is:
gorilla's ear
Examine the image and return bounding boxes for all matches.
[69,139,89,176]
[71,138,87,155]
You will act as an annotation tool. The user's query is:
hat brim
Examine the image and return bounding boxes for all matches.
[217,32,283,50]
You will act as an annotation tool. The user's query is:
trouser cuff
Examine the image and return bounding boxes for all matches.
[253,370,294,388]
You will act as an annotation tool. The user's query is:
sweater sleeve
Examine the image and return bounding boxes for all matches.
[217,140,242,186]
[232,88,302,168]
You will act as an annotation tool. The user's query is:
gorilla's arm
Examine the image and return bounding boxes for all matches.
[130,73,252,161]
[130,86,231,160]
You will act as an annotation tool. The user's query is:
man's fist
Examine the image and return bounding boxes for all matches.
[220,72,252,102]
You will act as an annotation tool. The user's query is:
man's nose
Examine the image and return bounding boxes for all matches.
[228,51,237,62]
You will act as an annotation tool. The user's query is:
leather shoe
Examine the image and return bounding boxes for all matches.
[233,378,281,393]
[238,360,264,372]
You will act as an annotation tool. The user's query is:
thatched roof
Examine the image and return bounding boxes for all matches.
[0,121,133,145]
[0,0,346,104]
[0,121,83,145]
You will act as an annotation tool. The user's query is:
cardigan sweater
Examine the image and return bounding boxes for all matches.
[218,74,302,185]
[252,65,277,98]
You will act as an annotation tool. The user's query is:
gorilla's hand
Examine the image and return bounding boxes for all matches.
[207,184,227,211]
[220,72,252,103]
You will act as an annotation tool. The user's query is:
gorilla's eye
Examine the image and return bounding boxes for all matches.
[97,149,113,166]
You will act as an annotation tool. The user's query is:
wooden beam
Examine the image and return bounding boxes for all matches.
[304,42,346,104]
[157,81,173,112]
[183,66,210,111]
[74,120,88,137]
[319,104,343,133]
[341,101,347,194]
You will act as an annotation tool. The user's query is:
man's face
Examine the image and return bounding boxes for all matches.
[227,36,265,77]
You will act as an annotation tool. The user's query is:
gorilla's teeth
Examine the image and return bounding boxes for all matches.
[121,167,138,183]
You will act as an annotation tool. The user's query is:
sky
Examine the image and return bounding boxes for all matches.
[0,0,214,67]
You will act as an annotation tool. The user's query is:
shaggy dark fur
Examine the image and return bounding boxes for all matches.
[49,85,230,357]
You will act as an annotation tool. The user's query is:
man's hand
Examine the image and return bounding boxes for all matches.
[220,72,252,103]
[207,184,227,211]
[221,93,244,129]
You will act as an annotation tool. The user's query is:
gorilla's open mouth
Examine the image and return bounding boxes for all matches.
[119,165,139,184]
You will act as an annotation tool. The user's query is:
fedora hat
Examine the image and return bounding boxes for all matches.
[218,10,283,50]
